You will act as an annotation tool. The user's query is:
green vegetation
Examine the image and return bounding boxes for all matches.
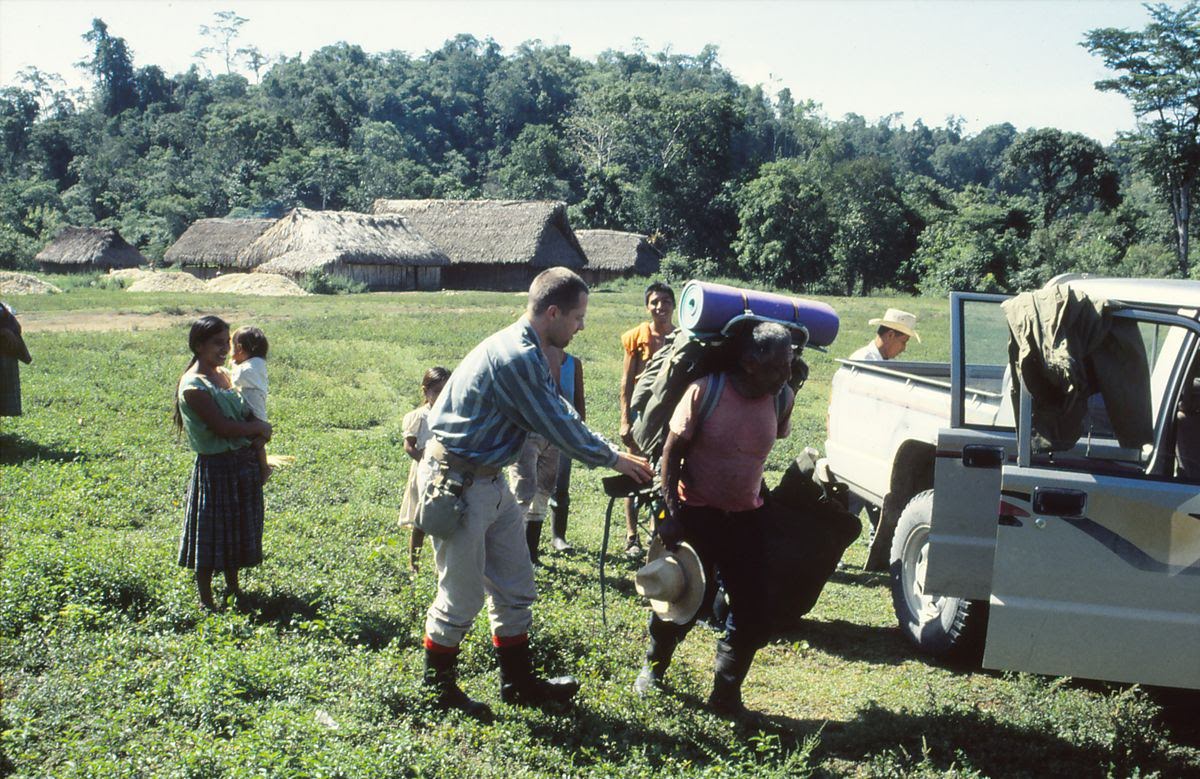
[1,4,1198,293]
[3,285,1198,776]
[300,271,369,295]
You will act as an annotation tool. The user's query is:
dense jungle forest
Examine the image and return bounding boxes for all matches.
[1,3,1197,295]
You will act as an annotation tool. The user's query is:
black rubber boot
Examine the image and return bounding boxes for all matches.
[495,641,580,706]
[524,520,543,565]
[634,616,690,696]
[551,491,569,543]
[423,649,494,722]
[706,639,756,718]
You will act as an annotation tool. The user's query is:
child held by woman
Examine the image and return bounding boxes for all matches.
[229,326,272,483]
[175,316,272,611]
[398,366,451,573]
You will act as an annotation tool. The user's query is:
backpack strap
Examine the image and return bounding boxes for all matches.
[775,386,789,419]
[697,373,727,424]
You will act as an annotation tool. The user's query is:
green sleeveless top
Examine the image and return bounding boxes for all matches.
[177,373,251,455]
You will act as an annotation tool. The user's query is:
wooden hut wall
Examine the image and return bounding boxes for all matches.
[579,268,628,286]
[442,264,535,291]
[339,263,417,291]
[417,267,440,291]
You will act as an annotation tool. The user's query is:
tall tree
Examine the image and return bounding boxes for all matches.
[79,19,138,116]
[1084,2,1200,275]
[195,11,249,75]
[1001,128,1120,227]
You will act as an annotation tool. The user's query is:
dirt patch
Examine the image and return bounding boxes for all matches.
[107,268,154,285]
[19,310,190,333]
[128,273,208,293]
[206,273,308,296]
[0,272,62,295]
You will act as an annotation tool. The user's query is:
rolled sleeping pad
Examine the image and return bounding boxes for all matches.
[678,280,839,347]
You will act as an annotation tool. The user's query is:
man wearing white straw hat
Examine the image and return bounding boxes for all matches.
[632,321,795,718]
[849,308,921,361]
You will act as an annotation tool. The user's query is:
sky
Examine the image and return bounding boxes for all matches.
[0,0,1174,143]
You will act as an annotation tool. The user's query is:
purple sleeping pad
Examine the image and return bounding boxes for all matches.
[678,280,839,347]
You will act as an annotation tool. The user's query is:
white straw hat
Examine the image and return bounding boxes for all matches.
[635,537,706,624]
[868,308,921,342]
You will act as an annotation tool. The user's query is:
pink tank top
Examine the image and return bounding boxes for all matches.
[668,376,792,512]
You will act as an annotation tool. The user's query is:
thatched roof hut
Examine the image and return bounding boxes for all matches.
[370,199,587,290]
[35,227,146,273]
[574,229,662,284]
[164,218,276,279]
[244,209,449,291]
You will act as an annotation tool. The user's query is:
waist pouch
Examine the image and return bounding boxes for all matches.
[414,462,471,539]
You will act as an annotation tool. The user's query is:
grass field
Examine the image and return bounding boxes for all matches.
[2,278,1197,777]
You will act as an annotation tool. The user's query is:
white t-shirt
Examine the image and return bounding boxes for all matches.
[230,356,269,422]
[849,341,885,361]
[402,404,433,450]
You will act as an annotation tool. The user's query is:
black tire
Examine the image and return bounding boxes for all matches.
[889,489,987,661]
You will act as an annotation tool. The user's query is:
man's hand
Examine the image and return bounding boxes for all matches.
[619,420,635,450]
[613,451,653,483]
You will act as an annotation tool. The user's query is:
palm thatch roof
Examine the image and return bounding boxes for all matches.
[34,227,146,269]
[370,199,586,268]
[239,208,449,272]
[164,218,276,268]
[575,229,662,274]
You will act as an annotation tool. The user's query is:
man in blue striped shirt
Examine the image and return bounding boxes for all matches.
[418,267,653,720]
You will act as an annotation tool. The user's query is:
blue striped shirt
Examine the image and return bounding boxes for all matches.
[428,318,618,469]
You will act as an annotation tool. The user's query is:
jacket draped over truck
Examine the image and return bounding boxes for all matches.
[1002,285,1153,452]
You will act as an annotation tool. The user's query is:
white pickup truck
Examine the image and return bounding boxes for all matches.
[825,275,1200,689]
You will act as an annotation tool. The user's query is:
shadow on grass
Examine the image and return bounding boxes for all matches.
[827,565,891,590]
[0,432,86,465]
[236,590,410,649]
[813,701,1188,777]
[774,618,911,667]
[237,590,321,625]
[521,698,823,772]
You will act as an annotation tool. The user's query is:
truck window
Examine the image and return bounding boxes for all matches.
[959,298,1013,430]
[1030,319,1194,474]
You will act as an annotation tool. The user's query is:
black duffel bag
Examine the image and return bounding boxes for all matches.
[762,451,861,632]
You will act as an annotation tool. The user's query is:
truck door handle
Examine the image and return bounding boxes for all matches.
[962,445,1005,469]
[1032,487,1087,518]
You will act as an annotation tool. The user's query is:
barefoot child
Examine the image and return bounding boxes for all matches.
[229,326,271,483]
[399,366,450,573]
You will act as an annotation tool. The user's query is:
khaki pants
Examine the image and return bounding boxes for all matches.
[508,433,560,525]
[419,456,537,646]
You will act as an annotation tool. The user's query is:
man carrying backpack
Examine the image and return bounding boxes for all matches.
[634,321,795,718]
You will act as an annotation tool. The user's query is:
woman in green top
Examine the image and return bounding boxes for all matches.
[174,315,273,611]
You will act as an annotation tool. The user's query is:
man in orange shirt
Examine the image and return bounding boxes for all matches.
[618,282,676,558]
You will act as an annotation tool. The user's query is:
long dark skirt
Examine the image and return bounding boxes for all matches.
[177,447,264,571]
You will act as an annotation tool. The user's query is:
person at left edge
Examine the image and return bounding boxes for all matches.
[418,267,653,721]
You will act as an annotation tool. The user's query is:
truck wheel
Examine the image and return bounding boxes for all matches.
[889,489,986,661]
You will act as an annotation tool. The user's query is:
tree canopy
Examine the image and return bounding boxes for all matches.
[0,8,1192,295]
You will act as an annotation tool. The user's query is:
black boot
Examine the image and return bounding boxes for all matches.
[634,616,689,696]
[423,649,494,722]
[524,520,543,565]
[495,640,580,706]
[550,491,572,551]
[706,639,756,718]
